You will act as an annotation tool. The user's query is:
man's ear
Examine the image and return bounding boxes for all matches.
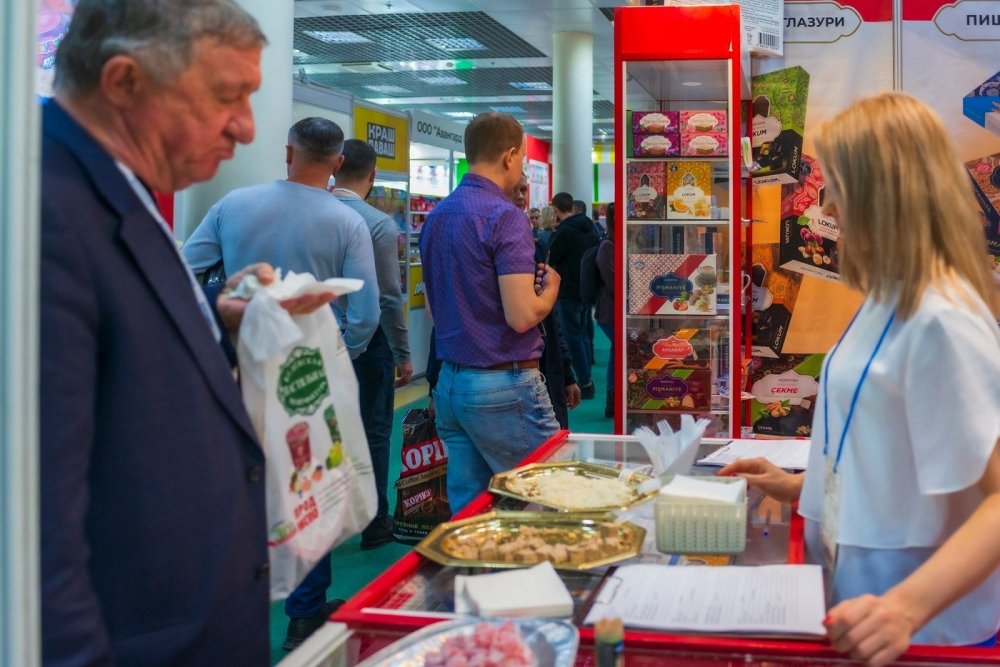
[285,145,293,166]
[99,55,147,108]
[331,154,345,176]
[367,168,376,186]
[503,145,518,171]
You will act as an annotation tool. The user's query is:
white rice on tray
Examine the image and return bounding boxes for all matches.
[506,470,636,508]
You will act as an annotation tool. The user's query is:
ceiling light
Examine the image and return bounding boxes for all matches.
[419,75,467,86]
[490,105,524,113]
[537,124,554,131]
[426,37,487,52]
[509,82,552,91]
[682,81,702,86]
[364,85,411,94]
[304,30,371,44]
[444,111,476,118]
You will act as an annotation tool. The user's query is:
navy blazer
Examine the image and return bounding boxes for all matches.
[39,101,269,667]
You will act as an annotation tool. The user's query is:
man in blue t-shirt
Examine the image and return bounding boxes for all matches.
[419,112,562,512]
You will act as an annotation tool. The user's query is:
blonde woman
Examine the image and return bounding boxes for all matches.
[537,205,556,250]
[721,92,1000,665]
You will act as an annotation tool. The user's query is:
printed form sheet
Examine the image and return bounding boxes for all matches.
[584,564,826,636]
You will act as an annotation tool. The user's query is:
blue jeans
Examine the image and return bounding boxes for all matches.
[284,552,330,619]
[598,321,614,390]
[433,362,559,512]
[557,299,593,386]
[285,328,394,619]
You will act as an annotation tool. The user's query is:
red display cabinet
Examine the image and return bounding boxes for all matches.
[613,4,753,437]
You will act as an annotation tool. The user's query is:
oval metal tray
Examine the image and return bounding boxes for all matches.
[415,510,645,571]
[489,461,657,512]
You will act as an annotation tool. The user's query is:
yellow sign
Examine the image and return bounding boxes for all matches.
[353,105,409,174]
[408,264,425,309]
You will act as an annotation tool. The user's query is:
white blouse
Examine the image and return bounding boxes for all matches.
[799,281,1000,644]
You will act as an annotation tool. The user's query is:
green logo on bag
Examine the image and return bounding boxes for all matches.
[277,346,329,416]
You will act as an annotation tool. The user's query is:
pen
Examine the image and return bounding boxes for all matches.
[763,508,772,537]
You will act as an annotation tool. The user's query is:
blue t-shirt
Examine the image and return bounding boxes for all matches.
[419,173,541,367]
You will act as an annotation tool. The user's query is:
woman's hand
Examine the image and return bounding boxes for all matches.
[716,457,804,503]
[825,592,916,667]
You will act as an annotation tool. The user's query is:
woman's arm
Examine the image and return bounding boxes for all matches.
[825,439,1000,667]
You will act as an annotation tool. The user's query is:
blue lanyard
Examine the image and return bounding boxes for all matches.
[822,304,896,473]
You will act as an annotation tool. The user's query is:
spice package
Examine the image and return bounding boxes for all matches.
[627,161,667,220]
[747,354,824,437]
[750,244,802,358]
[666,160,713,219]
[751,66,809,185]
[628,253,718,315]
[965,151,1000,235]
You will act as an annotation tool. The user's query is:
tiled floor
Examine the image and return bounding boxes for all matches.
[270,330,615,664]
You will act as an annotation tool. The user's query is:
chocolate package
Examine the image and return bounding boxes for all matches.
[627,161,667,220]
[778,187,841,282]
[750,244,802,359]
[679,111,728,157]
[630,111,681,157]
[751,66,809,185]
[666,160,713,219]
[965,151,1000,235]
[628,253,718,315]
[626,368,713,412]
[747,354,824,437]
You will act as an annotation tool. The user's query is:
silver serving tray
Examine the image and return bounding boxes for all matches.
[357,617,579,667]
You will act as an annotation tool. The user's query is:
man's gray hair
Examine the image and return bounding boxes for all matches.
[288,117,345,162]
[54,0,267,95]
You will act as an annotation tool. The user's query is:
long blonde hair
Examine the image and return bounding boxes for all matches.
[814,91,994,319]
[539,205,556,231]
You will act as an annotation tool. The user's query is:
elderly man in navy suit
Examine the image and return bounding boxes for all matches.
[39,2,331,665]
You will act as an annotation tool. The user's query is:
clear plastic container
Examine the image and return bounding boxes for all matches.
[654,475,747,554]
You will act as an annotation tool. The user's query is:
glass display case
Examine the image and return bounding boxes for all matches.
[613,4,752,437]
[328,430,997,665]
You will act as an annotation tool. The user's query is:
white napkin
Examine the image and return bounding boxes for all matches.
[632,415,710,485]
[659,474,745,505]
[231,268,363,301]
[454,562,573,618]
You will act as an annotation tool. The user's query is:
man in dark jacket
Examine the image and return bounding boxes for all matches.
[548,191,600,399]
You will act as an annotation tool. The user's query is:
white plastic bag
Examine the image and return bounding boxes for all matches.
[237,271,377,599]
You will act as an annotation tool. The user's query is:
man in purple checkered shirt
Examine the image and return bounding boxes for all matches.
[419,112,562,511]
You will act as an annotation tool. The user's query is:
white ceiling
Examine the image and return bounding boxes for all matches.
[292,0,630,142]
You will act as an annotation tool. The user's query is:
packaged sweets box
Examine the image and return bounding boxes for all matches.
[963,71,1000,140]
[778,200,841,282]
[751,66,809,185]
[965,151,1000,235]
[631,111,680,157]
[633,133,679,157]
[632,110,680,135]
[680,132,728,157]
[680,110,728,135]
[627,162,667,220]
[750,244,802,359]
[626,327,714,372]
[626,368,713,411]
[628,253,718,315]
[666,160,713,219]
[748,354,824,437]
